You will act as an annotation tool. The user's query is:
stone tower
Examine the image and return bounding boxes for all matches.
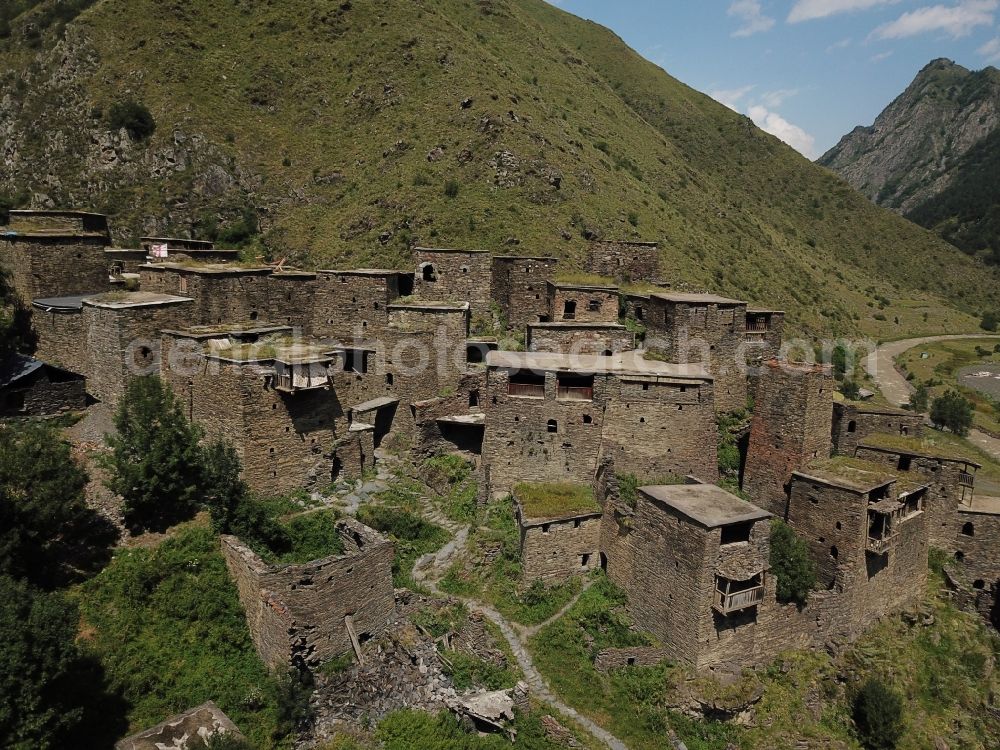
[742,360,833,517]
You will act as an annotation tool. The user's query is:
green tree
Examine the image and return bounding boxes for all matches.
[108,99,156,140]
[103,376,204,532]
[930,390,974,436]
[980,311,998,332]
[908,383,929,413]
[769,519,817,606]
[202,439,249,534]
[0,423,115,588]
[0,575,124,749]
[839,379,861,400]
[852,679,903,750]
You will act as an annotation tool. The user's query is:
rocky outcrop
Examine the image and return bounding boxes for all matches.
[820,59,1000,215]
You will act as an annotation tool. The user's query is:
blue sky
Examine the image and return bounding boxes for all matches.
[547,0,1000,158]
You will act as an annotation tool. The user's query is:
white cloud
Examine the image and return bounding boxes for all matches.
[871,50,894,61]
[728,0,776,37]
[709,85,756,111]
[789,0,900,23]
[871,0,997,40]
[980,36,1000,61]
[760,88,800,107]
[748,105,819,158]
[826,37,854,52]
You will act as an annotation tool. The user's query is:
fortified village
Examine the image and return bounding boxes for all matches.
[2,209,998,743]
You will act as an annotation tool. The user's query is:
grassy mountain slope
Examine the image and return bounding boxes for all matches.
[0,0,997,337]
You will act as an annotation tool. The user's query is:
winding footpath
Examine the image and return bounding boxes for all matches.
[865,334,1000,462]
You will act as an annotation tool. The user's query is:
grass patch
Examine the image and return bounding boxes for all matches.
[514,482,599,520]
[255,510,345,565]
[438,499,581,625]
[422,454,478,524]
[74,521,291,748]
[616,472,684,509]
[441,650,520,692]
[552,271,617,287]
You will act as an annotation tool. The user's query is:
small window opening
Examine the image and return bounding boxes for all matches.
[588,299,601,312]
[962,522,975,537]
[547,419,558,433]
[542,523,551,534]
[422,263,437,282]
[830,546,839,560]
[847,420,857,433]
[469,390,480,407]
[582,414,593,424]
[974,579,985,590]
[386,373,394,386]
[721,521,752,545]
[898,455,912,471]
[580,553,591,567]
[562,299,577,320]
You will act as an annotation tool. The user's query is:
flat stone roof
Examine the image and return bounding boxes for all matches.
[487,350,711,381]
[546,280,619,292]
[140,236,216,248]
[350,396,400,414]
[651,291,746,306]
[836,401,914,417]
[793,457,898,494]
[492,255,559,261]
[640,484,770,528]
[318,268,410,276]
[858,433,982,467]
[959,496,1000,516]
[32,294,92,311]
[389,300,470,312]
[437,413,486,426]
[83,292,192,309]
[161,323,292,339]
[139,262,271,275]
[414,246,489,254]
[115,701,242,750]
[11,209,106,218]
[528,322,627,331]
[747,308,786,315]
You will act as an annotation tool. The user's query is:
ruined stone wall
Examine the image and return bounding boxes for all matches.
[854,446,972,549]
[518,511,602,583]
[832,404,924,455]
[311,271,402,340]
[413,250,491,316]
[593,647,672,672]
[411,372,486,457]
[139,267,271,325]
[83,300,193,407]
[221,520,395,672]
[1,375,86,417]
[744,312,785,372]
[2,236,111,301]
[743,363,833,516]
[333,425,376,480]
[546,284,619,324]
[644,298,748,413]
[491,257,557,326]
[600,378,719,483]
[387,305,469,340]
[526,324,635,355]
[586,240,660,282]
[31,307,87,374]
[954,509,1000,605]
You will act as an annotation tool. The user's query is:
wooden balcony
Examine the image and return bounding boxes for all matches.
[557,386,594,402]
[508,382,545,399]
[713,584,765,615]
[959,472,975,489]
[866,532,899,555]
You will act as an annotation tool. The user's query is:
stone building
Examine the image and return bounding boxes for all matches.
[744,309,785,372]
[482,351,717,495]
[953,497,1000,626]
[853,433,979,548]
[546,281,619,324]
[139,263,273,325]
[743,361,833,516]
[31,295,89,374]
[515,483,602,583]
[0,354,86,417]
[311,269,409,340]
[221,518,395,672]
[411,372,487,457]
[139,236,239,265]
[267,270,318,329]
[586,240,660,282]
[491,255,558,326]
[413,248,491,316]
[831,402,924,455]
[162,330,344,495]
[787,458,929,629]
[603,483,773,672]
[2,210,112,301]
[526,322,634,356]
[82,291,194,407]
[642,292,749,413]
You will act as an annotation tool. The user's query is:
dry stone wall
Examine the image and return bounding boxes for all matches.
[832,403,924,454]
[3,236,111,302]
[586,240,660,282]
[546,283,619,324]
[413,249,491,316]
[517,505,602,583]
[311,270,404,340]
[31,306,87,374]
[491,256,557,326]
[527,323,634,355]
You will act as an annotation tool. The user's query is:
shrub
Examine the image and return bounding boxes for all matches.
[930,390,974,436]
[980,311,998,332]
[0,264,35,358]
[769,519,817,605]
[0,422,116,588]
[839,379,861,400]
[908,383,929,413]
[852,679,903,750]
[108,99,156,140]
[102,376,204,532]
[627,211,639,227]
[443,180,460,198]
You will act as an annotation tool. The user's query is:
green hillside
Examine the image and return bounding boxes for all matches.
[1,0,997,337]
